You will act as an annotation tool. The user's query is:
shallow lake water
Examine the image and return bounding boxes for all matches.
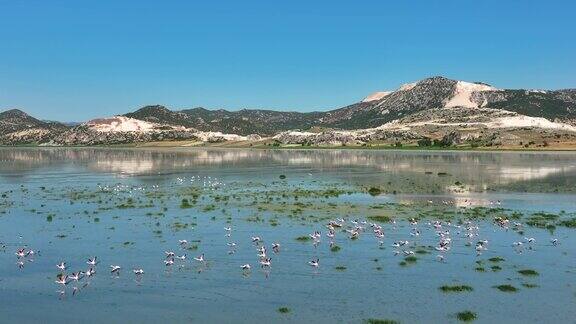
[0,148,575,323]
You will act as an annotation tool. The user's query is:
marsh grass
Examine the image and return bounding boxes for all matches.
[368,215,391,223]
[439,285,473,293]
[365,319,399,324]
[367,187,382,196]
[494,284,518,292]
[180,199,193,209]
[456,310,477,322]
[558,218,576,228]
[277,307,290,314]
[404,256,417,263]
[518,269,539,276]
[526,212,559,228]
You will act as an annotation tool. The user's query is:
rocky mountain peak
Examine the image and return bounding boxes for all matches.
[0,108,33,120]
[132,105,172,115]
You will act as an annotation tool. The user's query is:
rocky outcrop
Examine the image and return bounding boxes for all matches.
[273,129,422,146]
[50,125,199,146]
[0,109,68,145]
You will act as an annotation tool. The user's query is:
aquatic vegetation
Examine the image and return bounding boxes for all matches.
[295,235,311,242]
[116,198,136,209]
[330,245,341,252]
[367,215,391,223]
[277,307,290,314]
[491,265,502,272]
[439,285,473,293]
[367,187,382,196]
[475,267,485,272]
[488,257,505,263]
[404,256,417,263]
[365,319,399,324]
[526,212,559,228]
[202,204,216,212]
[172,222,192,230]
[456,310,477,322]
[279,175,286,180]
[558,218,576,228]
[494,284,518,292]
[518,269,539,276]
[180,199,193,209]
[522,283,539,288]
[335,266,347,271]
[46,214,53,222]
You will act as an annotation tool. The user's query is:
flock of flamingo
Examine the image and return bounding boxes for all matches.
[5,212,560,299]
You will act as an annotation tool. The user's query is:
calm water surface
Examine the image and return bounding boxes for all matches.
[0,148,575,323]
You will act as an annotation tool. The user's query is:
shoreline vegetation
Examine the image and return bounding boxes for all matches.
[2,140,576,151]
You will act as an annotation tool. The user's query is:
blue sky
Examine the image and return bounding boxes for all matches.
[1,0,575,121]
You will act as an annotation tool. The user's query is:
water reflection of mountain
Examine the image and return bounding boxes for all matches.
[0,148,575,192]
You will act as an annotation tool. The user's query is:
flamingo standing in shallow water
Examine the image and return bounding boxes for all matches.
[194,254,205,263]
[110,265,121,274]
[308,258,319,268]
[56,262,67,272]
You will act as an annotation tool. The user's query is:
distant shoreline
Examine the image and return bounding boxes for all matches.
[2,141,576,152]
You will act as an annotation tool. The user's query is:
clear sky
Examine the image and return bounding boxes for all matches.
[1,0,575,121]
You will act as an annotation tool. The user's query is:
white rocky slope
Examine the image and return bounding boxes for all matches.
[362,91,392,102]
[85,116,176,132]
[275,107,576,146]
[443,81,499,108]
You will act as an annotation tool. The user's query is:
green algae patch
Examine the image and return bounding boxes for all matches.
[456,310,477,322]
[365,319,399,324]
[404,256,417,263]
[518,269,539,276]
[180,199,193,209]
[494,284,518,292]
[558,218,576,228]
[488,257,505,263]
[277,307,290,314]
[439,285,473,293]
[368,215,391,223]
[367,187,382,196]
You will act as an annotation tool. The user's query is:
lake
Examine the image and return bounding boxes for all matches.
[0,148,575,323]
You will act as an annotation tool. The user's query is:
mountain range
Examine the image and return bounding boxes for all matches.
[2,76,576,147]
